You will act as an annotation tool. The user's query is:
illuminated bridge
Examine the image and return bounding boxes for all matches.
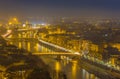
[17,27,41,32]
[6,38,38,42]
[31,52,80,56]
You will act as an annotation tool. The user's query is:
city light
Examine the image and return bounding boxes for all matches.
[9,22,12,25]
[0,0,120,79]
[22,24,26,27]
[74,52,80,55]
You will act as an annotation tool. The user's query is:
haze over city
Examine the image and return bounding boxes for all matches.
[0,0,120,19]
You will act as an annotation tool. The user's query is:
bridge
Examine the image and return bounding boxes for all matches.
[17,27,41,32]
[32,52,80,56]
[6,38,38,42]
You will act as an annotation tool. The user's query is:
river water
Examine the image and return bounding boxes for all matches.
[8,39,100,79]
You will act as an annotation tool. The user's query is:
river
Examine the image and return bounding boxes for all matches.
[8,38,100,79]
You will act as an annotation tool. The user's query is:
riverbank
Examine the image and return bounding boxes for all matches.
[80,57,120,79]
[0,36,52,79]
[0,53,52,79]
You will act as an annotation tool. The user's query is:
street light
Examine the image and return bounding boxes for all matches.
[13,18,17,21]
[9,22,12,25]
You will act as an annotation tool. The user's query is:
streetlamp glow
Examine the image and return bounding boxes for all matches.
[9,22,12,25]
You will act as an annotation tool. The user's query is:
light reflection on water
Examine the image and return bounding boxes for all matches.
[55,61,61,79]
[9,40,100,79]
[72,60,77,79]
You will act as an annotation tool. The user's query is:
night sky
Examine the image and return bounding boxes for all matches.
[0,0,120,18]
